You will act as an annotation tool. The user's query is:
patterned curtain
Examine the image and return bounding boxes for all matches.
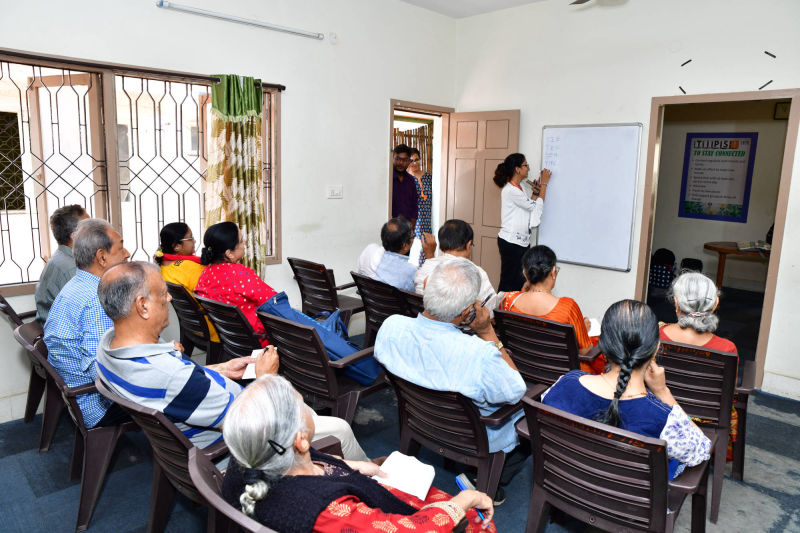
[206,74,267,276]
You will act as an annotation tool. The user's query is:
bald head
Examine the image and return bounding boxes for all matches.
[380,216,413,253]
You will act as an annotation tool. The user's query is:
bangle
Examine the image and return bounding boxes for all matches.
[422,501,466,524]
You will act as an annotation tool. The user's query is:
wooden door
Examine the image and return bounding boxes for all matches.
[445,110,520,287]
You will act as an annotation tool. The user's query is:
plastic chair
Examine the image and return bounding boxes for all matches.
[95,377,229,533]
[385,369,522,501]
[1,293,43,423]
[350,272,407,347]
[398,288,425,318]
[164,282,224,364]
[732,360,756,481]
[257,312,385,424]
[287,257,364,326]
[518,397,711,533]
[13,323,138,532]
[196,296,267,360]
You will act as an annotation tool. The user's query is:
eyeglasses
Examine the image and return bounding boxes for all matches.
[179,237,195,242]
[554,266,560,274]
[521,163,530,168]
[394,156,410,162]
[410,158,421,164]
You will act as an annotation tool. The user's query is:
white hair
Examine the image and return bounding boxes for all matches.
[669,271,720,333]
[222,375,307,516]
[423,257,481,322]
[73,218,114,269]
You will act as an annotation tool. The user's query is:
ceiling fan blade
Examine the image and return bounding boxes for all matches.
[570,0,592,4]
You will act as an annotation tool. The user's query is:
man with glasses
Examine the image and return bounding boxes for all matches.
[391,144,418,229]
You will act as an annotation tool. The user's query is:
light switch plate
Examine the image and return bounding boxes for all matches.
[327,185,343,199]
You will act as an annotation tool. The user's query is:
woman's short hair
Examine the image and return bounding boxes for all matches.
[437,219,473,252]
[50,204,87,246]
[598,300,660,427]
[156,222,190,264]
[669,271,720,333]
[223,375,307,516]
[493,153,526,188]
[423,257,481,322]
[200,221,239,265]
[73,218,114,270]
[380,217,413,253]
[522,245,556,284]
[409,147,420,157]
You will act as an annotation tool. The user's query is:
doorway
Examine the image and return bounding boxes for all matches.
[635,89,800,387]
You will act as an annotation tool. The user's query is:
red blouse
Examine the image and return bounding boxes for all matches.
[194,263,277,342]
[659,326,738,355]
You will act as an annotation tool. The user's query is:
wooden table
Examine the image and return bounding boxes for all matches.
[703,241,770,288]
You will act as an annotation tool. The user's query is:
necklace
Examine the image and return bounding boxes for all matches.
[601,372,647,399]
[529,288,550,293]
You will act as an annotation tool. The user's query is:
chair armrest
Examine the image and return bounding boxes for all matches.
[328,347,375,369]
[515,418,530,440]
[525,383,548,400]
[480,401,523,427]
[736,360,756,395]
[668,434,717,493]
[201,440,229,460]
[18,310,36,320]
[66,382,98,397]
[579,345,603,364]
[312,435,343,456]
[334,282,356,291]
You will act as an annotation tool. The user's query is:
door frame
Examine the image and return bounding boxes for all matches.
[633,88,800,387]
[388,100,454,225]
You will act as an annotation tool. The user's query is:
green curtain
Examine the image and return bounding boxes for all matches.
[206,74,268,276]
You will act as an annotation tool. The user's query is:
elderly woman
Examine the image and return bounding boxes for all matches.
[222,375,495,532]
[542,300,712,480]
[498,245,605,373]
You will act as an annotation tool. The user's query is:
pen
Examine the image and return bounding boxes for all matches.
[480,294,493,307]
[455,475,486,522]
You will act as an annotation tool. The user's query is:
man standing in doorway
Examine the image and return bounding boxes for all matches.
[391,144,418,229]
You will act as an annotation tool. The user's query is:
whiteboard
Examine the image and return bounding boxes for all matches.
[537,123,642,271]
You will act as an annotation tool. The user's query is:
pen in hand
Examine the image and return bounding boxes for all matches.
[455,475,486,522]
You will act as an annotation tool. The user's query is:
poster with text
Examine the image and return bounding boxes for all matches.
[679,132,758,223]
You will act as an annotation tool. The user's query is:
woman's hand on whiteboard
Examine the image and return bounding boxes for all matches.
[539,168,552,184]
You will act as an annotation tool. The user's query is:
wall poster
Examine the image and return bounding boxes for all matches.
[678,132,758,223]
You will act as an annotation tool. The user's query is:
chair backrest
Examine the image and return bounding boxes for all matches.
[187,448,276,533]
[196,296,263,359]
[256,312,340,401]
[0,292,28,327]
[95,377,206,503]
[386,370,491,460]
[398,289,424,318]
[657,340,737,430]
[350,272,406,331]
[524,397,669,532]
[165,282,212,342]
[287,257,339,316]
[493,309,580,387]
[13,322,90,431]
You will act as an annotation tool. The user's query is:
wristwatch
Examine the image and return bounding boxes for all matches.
[493,340,504,352]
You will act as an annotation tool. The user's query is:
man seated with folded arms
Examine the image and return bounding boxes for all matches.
[374,257,527,504]
[356,217,435,292]
[95,261,370,461]
[414,219,498,314]
[35,204,88,325]
[44,218,131,429]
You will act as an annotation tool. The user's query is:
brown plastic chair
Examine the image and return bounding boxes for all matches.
[257,312,385,424]
[13,323,138,532]
[186,436,344,533]
[95,377,229,533]
[288,257,364,326]
[657,340,738,524]
[1,293,44,423]
[398,288,425,318]
[350,272,407,347]
[196,296,267,360]
[518,397,711,533]
[385,369,522,500]
[732,360,756,481]
[165,282,224,365]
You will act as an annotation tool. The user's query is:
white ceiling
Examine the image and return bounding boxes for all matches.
[399,0,546,19]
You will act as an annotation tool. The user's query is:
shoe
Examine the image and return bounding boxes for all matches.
[492,487,506,506]
[456,473,506,506]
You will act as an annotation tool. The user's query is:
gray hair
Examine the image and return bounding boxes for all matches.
[222,375,307,516]
[73,218,114,269]
[98,261,159,321]
[423,257,481,322]
[669,271,720,333]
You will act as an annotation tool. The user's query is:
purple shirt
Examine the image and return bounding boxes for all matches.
[392,170,418,221]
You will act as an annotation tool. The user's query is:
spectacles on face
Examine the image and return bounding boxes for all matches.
[521,163,530,168]
[554,266,561,274]
[394,156,410,163]
[410,158,421,164]
[179,237,195,242]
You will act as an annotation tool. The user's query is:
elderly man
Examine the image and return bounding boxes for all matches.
[35,204,88,325]
[374,256,526,504]
[413,219,498,315]
[95,261,369,459]
[44,218,130,428]
[357,217,435,292]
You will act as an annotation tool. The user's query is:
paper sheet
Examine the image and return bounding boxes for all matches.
[588,318,601,337]
[372,451,435,500]
[241,348,267,380]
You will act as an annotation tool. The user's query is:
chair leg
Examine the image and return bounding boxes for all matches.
[525,486,551,533]
[24,368,46,423]
[732,398,748,481]
[70,429,85,481]
[399,430,421,457]
[363,325,377,348]
[180,331,195,357]
[690,463,710,533]
[709,432,726,523]
[39,381,65,452]
[75,426,123,532]
[206,342,224,366]
[147,461,177,533]
[334,391,360,425]
[340,309,353,328]
[476,452,506,500]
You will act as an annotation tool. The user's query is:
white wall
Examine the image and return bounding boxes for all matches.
[453,0,800,398]
[0,0,457,421]
[652,101,786,291]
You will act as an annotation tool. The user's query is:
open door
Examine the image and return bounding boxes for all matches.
[445,110,520,287]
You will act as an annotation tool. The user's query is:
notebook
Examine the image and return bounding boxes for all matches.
[372,451,435,500]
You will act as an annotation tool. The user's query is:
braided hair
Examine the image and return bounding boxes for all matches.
[493,153,526,188]
[597,300,660,427]
[522,245,557,284]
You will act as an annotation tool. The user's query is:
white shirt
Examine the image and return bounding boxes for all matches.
[413,252,498,317]
[356,243,385,278]
[497,182,544,247]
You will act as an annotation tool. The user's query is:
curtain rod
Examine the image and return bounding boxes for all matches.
[155,1,325,41]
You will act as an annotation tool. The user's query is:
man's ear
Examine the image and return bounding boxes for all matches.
[95,248,107,267]
[135,295,150,319]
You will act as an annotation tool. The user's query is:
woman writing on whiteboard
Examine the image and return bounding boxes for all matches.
[493,153,552,292]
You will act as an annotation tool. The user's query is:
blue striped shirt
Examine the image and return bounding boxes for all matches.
[43,269,113,428]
